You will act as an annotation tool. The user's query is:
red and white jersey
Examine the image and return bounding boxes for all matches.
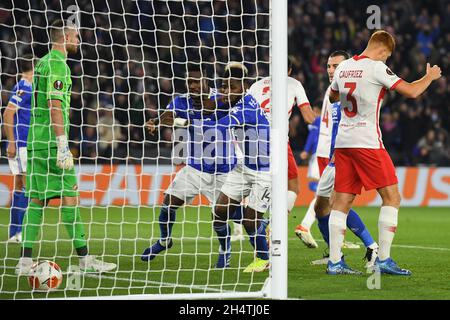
[330,55,402,149]
[316,86,333,158]
[248,76,310,118]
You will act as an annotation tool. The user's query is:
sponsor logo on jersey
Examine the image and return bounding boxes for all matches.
[54,80,64,90]
[386,68,395,76]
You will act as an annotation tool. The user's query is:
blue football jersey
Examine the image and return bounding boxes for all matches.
[203,94,270,172]
[166,95,236,174]
[329,102,342,162]
[8,79,32,148]
[303,116,321,155]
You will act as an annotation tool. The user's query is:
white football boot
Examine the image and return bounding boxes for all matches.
[80,255,117,273]
[15,257,34,276]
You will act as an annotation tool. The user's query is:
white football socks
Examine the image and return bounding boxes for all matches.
[378,206,398,261]
[300,198,317,229]
[329,210,347,263]
[287,190,298,213]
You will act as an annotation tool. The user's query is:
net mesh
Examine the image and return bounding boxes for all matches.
[0,0,272,299]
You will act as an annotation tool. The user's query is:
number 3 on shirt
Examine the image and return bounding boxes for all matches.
[344,82,357,118]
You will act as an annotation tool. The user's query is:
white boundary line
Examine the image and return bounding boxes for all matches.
[311,239,450,252]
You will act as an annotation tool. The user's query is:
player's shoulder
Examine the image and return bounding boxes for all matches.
[242,93,259,108]
[170,94,190,106]
[249,76,270,91]
[18,79,32,91]
[287,76,304,88]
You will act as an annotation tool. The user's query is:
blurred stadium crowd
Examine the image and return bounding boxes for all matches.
[289,0,450,166]
[0,0,448,166]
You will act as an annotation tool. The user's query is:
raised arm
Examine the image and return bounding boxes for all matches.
[394,63,441,99]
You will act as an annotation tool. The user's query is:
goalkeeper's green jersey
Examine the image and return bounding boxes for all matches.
[28,49,72,151]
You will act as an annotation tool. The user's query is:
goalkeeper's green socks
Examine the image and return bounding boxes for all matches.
[61,206,88,254]
[21,201,44,257]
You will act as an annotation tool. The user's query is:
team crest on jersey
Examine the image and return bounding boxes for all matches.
[386,68,395,76]
[53,80,64,90]
[17,89,24,96]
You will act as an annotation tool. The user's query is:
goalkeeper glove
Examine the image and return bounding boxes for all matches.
[56,135,74,170]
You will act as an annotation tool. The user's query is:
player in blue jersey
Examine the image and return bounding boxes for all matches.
[304,51,379,272]
[191,64,271,272]
[3,54,33,243]
[141,63,236,262]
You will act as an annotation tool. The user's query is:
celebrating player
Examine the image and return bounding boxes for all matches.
[327,30,442,275]
[16,20,116,275]
[195,63,272,272]
[140,63,236,262]
[3,54,33,243]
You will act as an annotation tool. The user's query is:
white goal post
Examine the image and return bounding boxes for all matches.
[0,0,288,300]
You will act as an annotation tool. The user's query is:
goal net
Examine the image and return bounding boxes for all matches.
[0,0,288,299]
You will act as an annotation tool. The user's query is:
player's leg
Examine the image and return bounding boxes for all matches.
[214,165,252,268]
[287,144,299,214]
[141,166,198,261]
[352,148,409,275]
[242,169,271,272]
[9,174,27,242]
[326,149,362,275]
[213,192,241,268]
[375,184,410,275]
[295,153,320,247]
[16,149,46,275]
[8,147,28,242]
[141,194,184,261]
[60,195,116,273]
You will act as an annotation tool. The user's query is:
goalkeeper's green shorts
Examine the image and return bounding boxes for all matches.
[26,148,79,200]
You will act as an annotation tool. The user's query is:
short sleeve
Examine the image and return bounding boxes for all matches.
[46,61,70,101]
[372,61,402,90]
[330,77,339,93]
[293,80,310,108]
[166,97,187,119]
[8,84,20,107]
[228,103,245,126]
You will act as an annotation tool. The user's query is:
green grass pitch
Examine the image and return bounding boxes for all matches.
[0,206,449,299]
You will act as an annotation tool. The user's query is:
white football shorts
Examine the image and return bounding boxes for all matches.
[8,146,27,175]
[316,164,335,198]
[307,153,320,181]
[165,165,229,205]
[220,164,271,213]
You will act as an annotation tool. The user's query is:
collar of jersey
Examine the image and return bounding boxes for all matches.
[353,54,369,61]
[50,49,66,61]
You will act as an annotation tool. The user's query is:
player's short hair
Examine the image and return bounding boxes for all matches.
[329,50,351,60]
[288,56,294,72]
[18,54,34,73]
[50,19,75,42]
[223,61,248,79]
[186,62,206,76]
[368,30,396,52]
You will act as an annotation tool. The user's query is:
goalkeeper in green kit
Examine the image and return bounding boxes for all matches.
[15,20,116,275]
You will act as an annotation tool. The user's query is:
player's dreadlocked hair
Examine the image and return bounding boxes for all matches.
[223,61,248,79]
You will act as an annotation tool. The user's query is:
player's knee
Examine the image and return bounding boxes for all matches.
[382,191,401,208]
[288,179,298,194]
[314,197,330,218]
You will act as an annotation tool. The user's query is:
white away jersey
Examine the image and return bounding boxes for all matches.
[248,76,310,118]
[330,55,402,149]
[316,86,333,158]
